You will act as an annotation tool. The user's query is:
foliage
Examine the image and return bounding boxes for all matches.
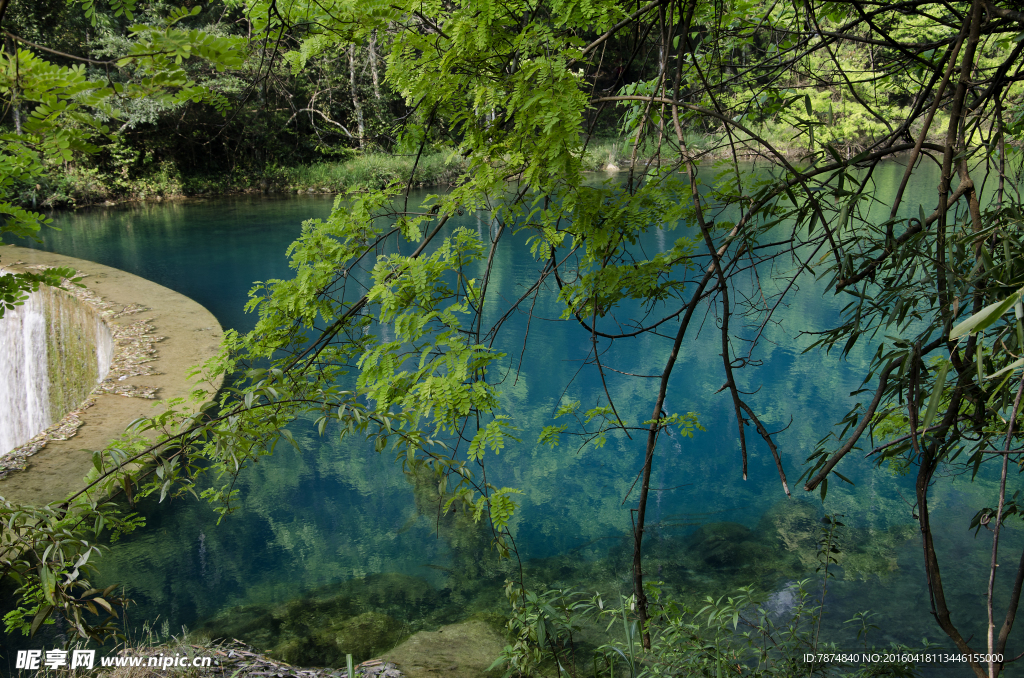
[0,497,134,640]
[493,518,926,677]
[495,583,599,678]
[492,581,928,678]
[0,0,242,316]
[0,265,81,314]
[8,3,1024,678]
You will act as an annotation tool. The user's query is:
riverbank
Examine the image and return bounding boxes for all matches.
[23,133,808,210]
[82,619,506,678]
[94,639,405,678]
[34,133,938,213]
[26,151,472,210]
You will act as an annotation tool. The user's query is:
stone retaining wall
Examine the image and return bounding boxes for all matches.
[0,245,224,506]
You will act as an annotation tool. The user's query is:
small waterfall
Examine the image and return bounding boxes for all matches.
[0,291,51,453]
[0,280,114,454]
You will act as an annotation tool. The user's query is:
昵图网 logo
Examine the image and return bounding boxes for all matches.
[15,649,215,671]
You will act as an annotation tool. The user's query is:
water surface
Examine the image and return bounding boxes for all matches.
[4,169,1021,674]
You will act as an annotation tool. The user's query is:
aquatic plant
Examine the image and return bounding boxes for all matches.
[492,517,926,677]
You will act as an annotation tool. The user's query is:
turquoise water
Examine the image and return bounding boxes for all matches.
[4,168,1023,673]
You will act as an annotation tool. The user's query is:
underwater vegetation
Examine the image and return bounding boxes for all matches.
[573,499,919,611]
[667,500,919,585]
[196,468,515,666]
[196,499,917,667]
[199,573,449,665]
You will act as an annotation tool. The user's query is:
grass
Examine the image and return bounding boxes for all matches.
[26,150,471,209]
[26,130,823,211]
[279,151,468,193]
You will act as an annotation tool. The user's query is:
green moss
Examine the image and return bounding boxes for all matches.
[267,610,405,666]
[382,620,506,678]
[837,523,919,580]
[330,612,403,662]
[41,285,105,419]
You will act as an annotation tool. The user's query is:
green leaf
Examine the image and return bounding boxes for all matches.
[29,605,54,637]
[833,471,855,485]
[921,362,949,429]
[280,428,300,451]
[38,566,55,605]
[950,288,1024,340]
[987,357,1024,381]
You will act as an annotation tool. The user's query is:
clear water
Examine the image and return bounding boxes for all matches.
[4,167,1023,674]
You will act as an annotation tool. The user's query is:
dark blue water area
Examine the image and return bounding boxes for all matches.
[4,166,1023,674]
[10,194,340,332]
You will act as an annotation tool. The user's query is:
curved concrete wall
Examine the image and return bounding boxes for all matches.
[0,283,114,453]
[0,245,223,506]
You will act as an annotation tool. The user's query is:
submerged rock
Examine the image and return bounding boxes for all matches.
[757,499,821,570]
[381,620,503,678]
[763,580,805,621]
[200,573,448,666]
[836,523,918,580]
[328,612,403,664]
[685,522,754,568]
[270,610,405,667]
[680,521,778,574]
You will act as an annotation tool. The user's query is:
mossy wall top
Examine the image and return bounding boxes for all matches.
[0,281,113,454]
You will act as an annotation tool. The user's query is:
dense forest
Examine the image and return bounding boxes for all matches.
[0,0,974,205]
[1,0,420,204]
[6,1,1024,677]
[1,0,584,205]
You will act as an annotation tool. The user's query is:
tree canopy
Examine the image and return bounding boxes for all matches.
[6,1,1024,676]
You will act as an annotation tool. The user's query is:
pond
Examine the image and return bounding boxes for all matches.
[5,164,1022,675]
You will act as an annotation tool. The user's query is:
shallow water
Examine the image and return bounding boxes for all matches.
[4,167,1023,675]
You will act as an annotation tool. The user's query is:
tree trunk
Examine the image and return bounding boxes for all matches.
[348,45,365,148]
[5,36,20,135]
[369,31,381,100]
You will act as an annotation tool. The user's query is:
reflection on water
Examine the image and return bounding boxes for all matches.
[4,168,1023,673]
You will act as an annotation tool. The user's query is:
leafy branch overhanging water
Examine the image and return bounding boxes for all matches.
[7,1,1024,677]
